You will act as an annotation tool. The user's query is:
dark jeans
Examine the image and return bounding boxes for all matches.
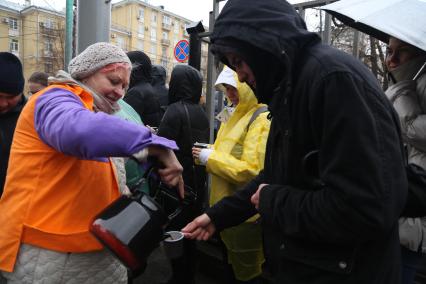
[415,254,426,284]
[168,239,197,284]
[164,196,201,284]
[401,246,422,284]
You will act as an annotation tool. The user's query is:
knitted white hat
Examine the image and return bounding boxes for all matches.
[68,42,131,79]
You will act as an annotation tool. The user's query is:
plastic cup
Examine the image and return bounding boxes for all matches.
[162,231,184,259]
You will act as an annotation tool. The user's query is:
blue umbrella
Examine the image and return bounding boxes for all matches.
[322,0,426,51]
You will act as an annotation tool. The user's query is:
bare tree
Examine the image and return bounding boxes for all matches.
[320,15,390,89]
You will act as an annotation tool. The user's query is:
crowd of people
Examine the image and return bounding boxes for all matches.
[0,0,426,283]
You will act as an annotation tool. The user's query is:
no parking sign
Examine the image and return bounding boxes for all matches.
[174,40,189,63]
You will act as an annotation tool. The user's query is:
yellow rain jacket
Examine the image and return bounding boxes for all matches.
[207,74,270,281]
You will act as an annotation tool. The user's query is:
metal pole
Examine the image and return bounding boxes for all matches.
[76,0,111,54]
[206,0,221,144]
[206,11,217,144]
[323,9,331,44]
[298,7,306,21]
[64,0,73,70]
[352,29,360,58]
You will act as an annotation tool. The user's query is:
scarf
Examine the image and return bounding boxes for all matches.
[48,70,120,114]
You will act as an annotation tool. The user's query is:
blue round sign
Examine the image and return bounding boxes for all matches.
[174,40,189,63]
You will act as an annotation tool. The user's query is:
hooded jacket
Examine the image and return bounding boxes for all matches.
[151,65,169,108]
[0,95,26,195]
[207,67,270,281]
[157,65,209,221]
[124,52,163,127]
[206,0,407,283]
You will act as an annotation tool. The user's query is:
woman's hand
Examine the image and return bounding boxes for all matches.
[181,213,216,241]
[148,146,184,199]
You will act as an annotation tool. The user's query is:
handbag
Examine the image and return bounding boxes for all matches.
[153,102,199,216]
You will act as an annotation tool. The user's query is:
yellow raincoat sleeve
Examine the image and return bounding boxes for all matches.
[206,112,270,187]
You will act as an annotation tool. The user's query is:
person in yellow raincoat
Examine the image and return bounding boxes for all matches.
[192,66,270,283]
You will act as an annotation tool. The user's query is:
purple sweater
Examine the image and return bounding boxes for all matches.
[34,88,176,161]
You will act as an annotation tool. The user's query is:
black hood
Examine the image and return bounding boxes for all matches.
[210,0,320,104]
[151,65,167,86]
[127,51,152,89]
[168,65,202,104]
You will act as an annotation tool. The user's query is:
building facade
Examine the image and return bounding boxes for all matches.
[0,0,65,85]
[0,0,208,89]
[111,0,208,85]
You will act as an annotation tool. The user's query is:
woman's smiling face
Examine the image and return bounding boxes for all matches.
[82,64,131,104]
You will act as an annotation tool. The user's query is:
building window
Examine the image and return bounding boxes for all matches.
[151,12,157,26]
[184,23,190,36]
[138,8,144,21]
[174,20,179,34]
[45,18,55,29]
[163,15,171,25]
[45,61,53,74]
[137,39,144,51]
[8,18,18,30]
[161,46,167,55]
[151,44,157,57]
[162,31,168,40]
[138,24,145,38]
[116,36,126,50]
[150,29,156,41]
[161,57,168,69]
[44,40,53,56]
[9,39,19,53]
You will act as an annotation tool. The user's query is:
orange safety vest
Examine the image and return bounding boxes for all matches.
[0,84,120,272]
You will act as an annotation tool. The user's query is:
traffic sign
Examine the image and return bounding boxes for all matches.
[174,40,189,63]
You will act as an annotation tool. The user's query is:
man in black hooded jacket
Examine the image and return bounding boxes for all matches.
[182,0,407,283]
[158,64,209,284]
[124,51,163,127]
[151,64,169,110]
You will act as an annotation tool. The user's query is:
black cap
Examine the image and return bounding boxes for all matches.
[0,52,24,95]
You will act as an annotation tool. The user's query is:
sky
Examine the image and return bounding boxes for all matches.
[11,0,310,29]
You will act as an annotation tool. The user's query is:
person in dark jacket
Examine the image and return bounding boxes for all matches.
[151,64,169,109]
[124,51,163,127]
[0,52,26,196]
[182,1,407,284]
[157,64,209,284]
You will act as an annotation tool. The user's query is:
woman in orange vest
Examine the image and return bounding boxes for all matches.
[0,42,183,283]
